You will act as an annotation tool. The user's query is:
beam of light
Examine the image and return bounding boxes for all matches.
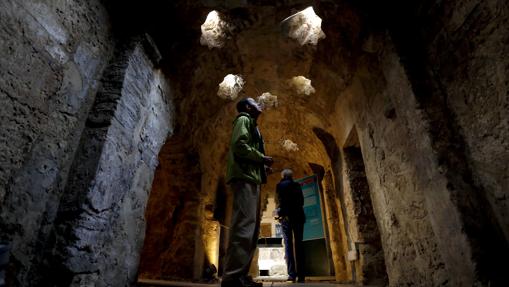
[281,139,299,152]
[257,92,278,109]
[200,10,228,48]
[289,76,315,95]
[281,6,325,46]
[217,74,245,100]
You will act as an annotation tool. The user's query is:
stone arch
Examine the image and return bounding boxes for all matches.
[312,127,351,281]
[138,132,204,281]
[1,1,508,286]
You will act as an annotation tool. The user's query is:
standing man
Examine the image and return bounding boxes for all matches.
[276,169,305,283]
[222,98,273,287]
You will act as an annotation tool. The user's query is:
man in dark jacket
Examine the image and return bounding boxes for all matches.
[276,169,305,283]
[222,97,273,287]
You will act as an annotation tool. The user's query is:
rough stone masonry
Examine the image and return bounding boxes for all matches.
[0,0,508,286]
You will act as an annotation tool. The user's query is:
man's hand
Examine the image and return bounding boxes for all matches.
[263,156,274,166]
[265,165,273,175]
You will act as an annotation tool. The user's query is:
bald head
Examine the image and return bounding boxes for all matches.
[281,169,293,179]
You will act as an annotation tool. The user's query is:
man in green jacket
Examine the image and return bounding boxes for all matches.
[221,97,273,287]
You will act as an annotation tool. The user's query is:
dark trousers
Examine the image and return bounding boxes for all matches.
[281,218,305,280]
[222,180,261,281]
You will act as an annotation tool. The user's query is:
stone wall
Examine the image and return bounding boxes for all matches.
[380,0,509,284]
[321,170,349,281]
[329,36,449,286]
[138,136,203,281]
[308,0,509,284]
[1,1,505,286]
[389,1,509,240]
[330,19,508,284]
[0,0,113,285]
[342,145,387,285]
[435,2,509,243]
[44,41,173,286]
[312,129,350,281]
[3,38,170,286]
[363,50,449,286]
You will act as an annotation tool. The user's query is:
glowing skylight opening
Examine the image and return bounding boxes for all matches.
[257,92,278,109]
[282,7,325,46]
[281,139,299,152]
[217,74,244,100]
[200,10,228,48]
[289,76,315,95]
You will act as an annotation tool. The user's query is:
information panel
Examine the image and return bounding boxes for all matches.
[296,175,325,241]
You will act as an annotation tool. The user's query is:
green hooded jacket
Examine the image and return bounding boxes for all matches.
[226,112,266,185]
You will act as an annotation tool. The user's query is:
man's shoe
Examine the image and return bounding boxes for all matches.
[286,276,296,283]
[221,278,241,287]
[297,277,305,283]
[240,276,263,287]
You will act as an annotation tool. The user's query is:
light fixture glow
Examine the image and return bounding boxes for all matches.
[203,221,220,268]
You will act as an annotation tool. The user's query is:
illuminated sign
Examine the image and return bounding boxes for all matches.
[296,175,325,241]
